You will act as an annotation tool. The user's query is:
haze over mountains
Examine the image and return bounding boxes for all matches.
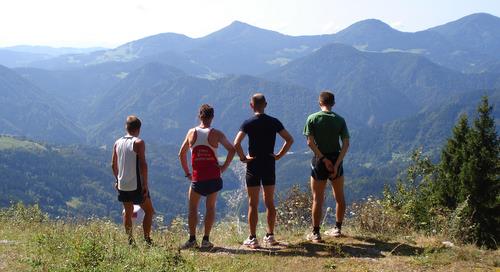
[0,13,499,219]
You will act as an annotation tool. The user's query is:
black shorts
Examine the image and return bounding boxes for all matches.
[310,153,344,181]
[191,178,223,196]
[118,188,149,205]
[246,157,276,187]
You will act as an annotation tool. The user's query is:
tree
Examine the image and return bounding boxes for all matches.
[460,96,499,249]
[436,114,470,209]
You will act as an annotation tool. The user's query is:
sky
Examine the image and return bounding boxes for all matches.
[0,0,499,48]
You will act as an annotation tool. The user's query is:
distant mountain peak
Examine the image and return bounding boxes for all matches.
[461,12,499,21]
[217,20,268,33]
[428,12,500,38]
[344,19,396,32]
[201,20,284,41]
[228,20,251,27]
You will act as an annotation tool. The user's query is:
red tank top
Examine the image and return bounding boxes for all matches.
[190,127,221,182]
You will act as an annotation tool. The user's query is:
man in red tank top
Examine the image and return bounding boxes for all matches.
[178,104,235,249]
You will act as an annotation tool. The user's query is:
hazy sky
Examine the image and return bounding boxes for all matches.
[0,0,499,48]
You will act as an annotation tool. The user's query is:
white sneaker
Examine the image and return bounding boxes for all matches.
[306,232,323,243]
[263,234,279,246]
[180,239,198,249]
[243,236,259,249]
[200,239,214,249]
[324,227,342,237]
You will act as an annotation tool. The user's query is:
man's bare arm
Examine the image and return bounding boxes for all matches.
[233,131,254,162]
[178,130,192,179]
[335,138,350,169]
[274,129,294,160]
[218,131,235,173]
[111,144,119,190]
[306,135,334,172]
[134,139,148,197]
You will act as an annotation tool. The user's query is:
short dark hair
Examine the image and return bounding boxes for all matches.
[319,91,335,106]
[251,93,267,109]
[199,104,214,120]
[126,115,141,132]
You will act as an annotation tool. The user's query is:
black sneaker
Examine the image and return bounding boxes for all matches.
[128,237,136,246]
[145,236,153,246]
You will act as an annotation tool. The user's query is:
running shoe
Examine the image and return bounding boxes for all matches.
[128,236,136,246]
[263,234,279,246]
[144,236,154,246]
[324,227,342,237]
[180,239,198,249]
[306,232,323,243]
[200,239,214,249]
[243,236,260,249]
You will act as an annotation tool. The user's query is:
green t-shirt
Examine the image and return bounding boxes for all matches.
[303,111,350,154]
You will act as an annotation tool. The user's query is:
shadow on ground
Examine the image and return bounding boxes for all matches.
[199,235,424,258]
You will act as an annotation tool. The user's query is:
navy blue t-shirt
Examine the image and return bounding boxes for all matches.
[240,113,285,158]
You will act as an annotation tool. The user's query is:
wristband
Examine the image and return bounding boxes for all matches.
[185,173,191,177]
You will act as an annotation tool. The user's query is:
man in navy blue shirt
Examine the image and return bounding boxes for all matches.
[234,93,294,248]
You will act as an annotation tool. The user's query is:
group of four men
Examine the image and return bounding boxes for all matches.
[111,91,350,249]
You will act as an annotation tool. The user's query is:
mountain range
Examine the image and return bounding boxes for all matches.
[3,13,499,75]
[0,13,499,218]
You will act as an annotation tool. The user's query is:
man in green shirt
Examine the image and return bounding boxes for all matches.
[303,91,350,242]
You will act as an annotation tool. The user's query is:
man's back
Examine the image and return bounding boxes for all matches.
[115,135,139,191]
[304,111,349,154]
[241,113,284,158]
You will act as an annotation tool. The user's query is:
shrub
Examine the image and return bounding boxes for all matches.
[350,196,406,235]
[276,184,312,230]
[447,196,477,246]
[0,202,47,223]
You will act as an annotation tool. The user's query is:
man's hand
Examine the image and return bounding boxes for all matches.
[240,155,255,163]
[271,153,282,161]
[220,164,228,174]
[323,158,335,172]
[330,161,342,179]
[185,173,192,181]
[142,186,149,198]
[114,181,118,191]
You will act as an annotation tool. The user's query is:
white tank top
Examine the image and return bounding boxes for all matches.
[191,127,218,157]
[115,135,140,191]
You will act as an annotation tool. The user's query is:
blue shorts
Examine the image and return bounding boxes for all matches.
[191,178,223,196]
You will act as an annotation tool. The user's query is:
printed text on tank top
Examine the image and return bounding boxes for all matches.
[190,127,221,182]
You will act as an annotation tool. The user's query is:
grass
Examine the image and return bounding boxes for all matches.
[1,204,499,272]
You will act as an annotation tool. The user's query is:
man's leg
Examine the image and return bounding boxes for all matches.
[140,197,154,239]
[123,202,134,242]
[262,185,276,235]
[310,177,328,231]
[204,192,218,237]
[331,176,346,226]
[247,186,260,237]
[188,187,202,237]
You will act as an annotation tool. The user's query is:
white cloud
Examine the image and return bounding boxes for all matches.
[390,21,403,29]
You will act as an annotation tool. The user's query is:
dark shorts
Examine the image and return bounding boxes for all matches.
[246,157,276,187]
[191,178,223,196]
[118,188,149,205]
[311,153,344,181]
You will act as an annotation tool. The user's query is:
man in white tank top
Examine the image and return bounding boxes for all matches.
[112,115,154,246]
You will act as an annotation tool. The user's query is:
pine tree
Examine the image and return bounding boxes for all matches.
[436,114,470,209]
[460,96,499,249]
